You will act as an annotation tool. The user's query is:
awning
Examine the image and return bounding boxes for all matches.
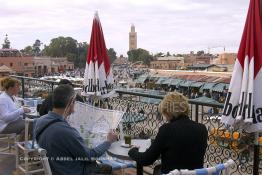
[149,76,159,82]
[179,80,195,87]
[155,77,168,84]
[189,96,223,106]
[135,75,148,84]
[161,78,173,85]
[170,79,183,87]
[190,81,205,88]
[212,83,227,92]
[199,82,217,92]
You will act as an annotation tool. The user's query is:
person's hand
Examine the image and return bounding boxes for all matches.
[23,107,31,113]
[130,145,140,149]
[107,131,118,143]
[128,145,139,156]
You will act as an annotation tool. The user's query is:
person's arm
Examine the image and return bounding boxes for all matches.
[128,125,167,166]
[64,129,111,160]
[0,101,24,123]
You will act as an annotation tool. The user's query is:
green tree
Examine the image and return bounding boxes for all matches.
[107,48,117,64]
[75,42,89,68]
[166,52,171,56]
[33,39,42,56]
[42,36,77,57]
[127,48,153,66]
[41,36,118,68]
[154,52,164,58]
[42,36,89,68]
[197,50,205,56]
[2,34,10,49]
[20,46,33,56]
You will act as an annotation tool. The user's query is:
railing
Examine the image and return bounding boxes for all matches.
[10,75,262,175]
[10,75,82,98]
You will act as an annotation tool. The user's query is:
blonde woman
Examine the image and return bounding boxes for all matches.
[128,92,208,174]
[0,77,30,134]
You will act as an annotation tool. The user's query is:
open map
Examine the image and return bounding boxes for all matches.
[68,101,124,148]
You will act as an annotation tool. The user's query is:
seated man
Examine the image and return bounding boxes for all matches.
[39,79,84,116]
[128,92,208,174]
[34,84,117,175]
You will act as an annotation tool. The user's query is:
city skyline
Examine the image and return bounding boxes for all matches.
[0,0,249,56]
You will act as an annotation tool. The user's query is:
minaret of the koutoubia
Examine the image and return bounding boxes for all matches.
[129,24,137,50]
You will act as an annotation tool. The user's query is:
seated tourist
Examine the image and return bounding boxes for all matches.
[128,92,208,174]
[34,84,117,175]
[39,79,84,116]
[0,77,31,134]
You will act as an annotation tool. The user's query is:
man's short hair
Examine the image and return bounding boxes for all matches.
[58,79,73,86]
[53,84,75,108]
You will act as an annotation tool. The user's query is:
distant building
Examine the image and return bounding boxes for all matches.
[184,54,213,65]
[129,24,137,50]
[34,57,74,76]
[215,53,237,64]
[0,49,74,77]
[0,65,15,77]
[0,49,35,76]
[150,56,184,70]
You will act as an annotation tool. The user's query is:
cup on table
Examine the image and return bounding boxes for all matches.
[124,135,132,145]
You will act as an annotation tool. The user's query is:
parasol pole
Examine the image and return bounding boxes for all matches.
[253,132,259,175]
[253,1,262,175]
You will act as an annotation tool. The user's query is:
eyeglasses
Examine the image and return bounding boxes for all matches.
[63,93,77,117]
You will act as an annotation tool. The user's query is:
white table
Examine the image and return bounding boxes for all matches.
[107,139,151,175]
[24,107,40,118]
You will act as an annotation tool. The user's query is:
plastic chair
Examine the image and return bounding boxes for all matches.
[15,118,52,175]
[166,159,235,175]
[0,133,17,153]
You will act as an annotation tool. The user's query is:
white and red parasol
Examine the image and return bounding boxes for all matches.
[221,0,262,132]
[82,12,113,97]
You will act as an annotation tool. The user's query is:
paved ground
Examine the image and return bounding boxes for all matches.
[0,153,16,175]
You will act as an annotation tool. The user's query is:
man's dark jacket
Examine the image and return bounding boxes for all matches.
[34,111,111,175]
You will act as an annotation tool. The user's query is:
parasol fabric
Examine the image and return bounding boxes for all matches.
[82,12,113,97]
[221,0,262,132]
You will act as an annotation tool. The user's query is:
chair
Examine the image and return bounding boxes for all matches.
[165,159,235,175]
[15,118,52,175]
[0,133,17,153]
[16,142,52,175]
[100,156,136,171]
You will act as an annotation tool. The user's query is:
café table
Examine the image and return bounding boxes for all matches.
[24,107,40,119]
[107,139,151,175]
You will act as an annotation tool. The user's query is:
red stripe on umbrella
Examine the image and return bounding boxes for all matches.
[87,13,110,76]
[237,0,262,78]
[82,12,113,97]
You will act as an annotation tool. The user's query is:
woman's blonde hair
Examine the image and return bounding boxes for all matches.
[0,77,21,91]
[158,92,189,121]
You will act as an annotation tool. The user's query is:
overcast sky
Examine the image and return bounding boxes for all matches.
[0,0,249,56]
